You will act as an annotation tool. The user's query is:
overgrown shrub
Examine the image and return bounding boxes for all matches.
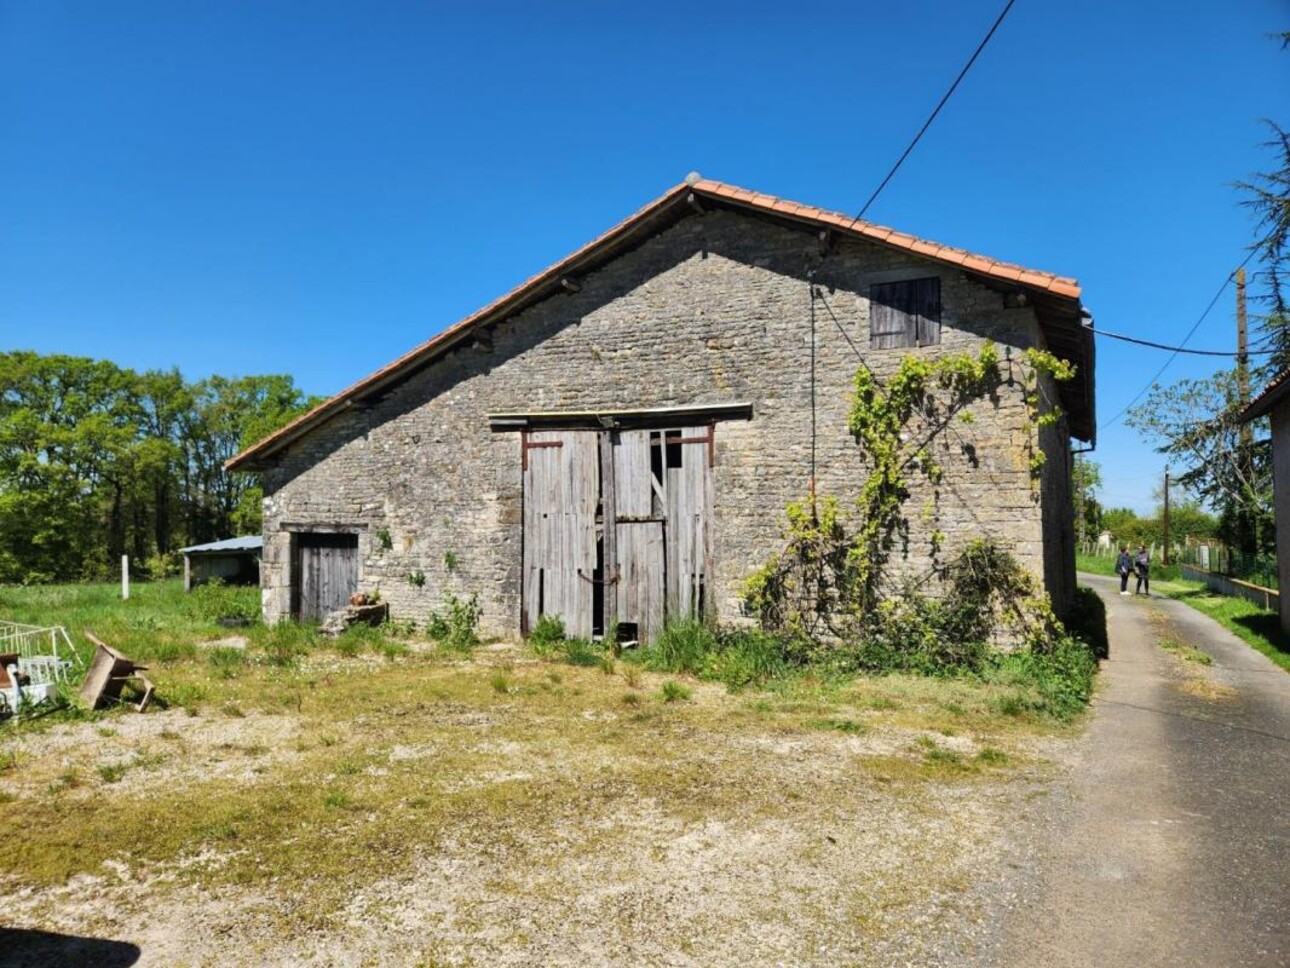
[635,619,794,690]
[186,579,260,625]
[426,592,482,651]
[850,594,991,676]
[528,614,567,654]
[985,631,1098,722]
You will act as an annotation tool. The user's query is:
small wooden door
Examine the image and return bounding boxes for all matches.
[294,532,359,621]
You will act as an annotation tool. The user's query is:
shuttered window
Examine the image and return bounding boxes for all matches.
[869,277,941,349]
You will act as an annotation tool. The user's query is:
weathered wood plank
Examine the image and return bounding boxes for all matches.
[600,431,618,632]
[617,521,664,644]
[613,430,653,518]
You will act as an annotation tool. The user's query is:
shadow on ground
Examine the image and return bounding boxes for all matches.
[0,927,141,967]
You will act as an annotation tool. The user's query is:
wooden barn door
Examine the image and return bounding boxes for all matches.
[295,533,359,621]
[521,425,714,644]
[659,427,714,622]
[522,431,599,639]
[612,430,665,644]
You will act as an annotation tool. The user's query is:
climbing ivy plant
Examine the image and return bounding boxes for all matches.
[745,342,1075,640]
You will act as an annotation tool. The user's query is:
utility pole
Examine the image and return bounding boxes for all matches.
[1162,467,1171,566]
[1236,267,1250,413]
[1236,267,1256,557]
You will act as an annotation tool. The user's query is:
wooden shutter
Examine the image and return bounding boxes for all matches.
[869,278,941,348]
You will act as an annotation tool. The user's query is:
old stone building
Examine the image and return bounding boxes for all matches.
[228,179,1096,639]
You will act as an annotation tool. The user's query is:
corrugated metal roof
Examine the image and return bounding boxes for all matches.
[178,536,264,555]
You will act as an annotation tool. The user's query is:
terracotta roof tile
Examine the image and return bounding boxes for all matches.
[228,178,1085,468]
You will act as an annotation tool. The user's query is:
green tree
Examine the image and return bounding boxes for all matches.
[1238,120,1290,370]
[1071,456,1102,543]
[1127,370,1271,555]
[0,351,320,582]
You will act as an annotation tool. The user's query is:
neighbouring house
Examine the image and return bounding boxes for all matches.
[227,178,1096,639]
[1239,368,1289,633]
[179,536,263,592]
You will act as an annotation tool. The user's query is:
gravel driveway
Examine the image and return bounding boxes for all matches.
[985,574,1290,968]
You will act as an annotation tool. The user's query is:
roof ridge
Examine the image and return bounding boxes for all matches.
[227,179,1085,468]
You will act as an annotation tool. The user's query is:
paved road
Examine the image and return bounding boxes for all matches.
[992,573,1290,968]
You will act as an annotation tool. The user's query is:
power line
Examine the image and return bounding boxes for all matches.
[1093,327,1274,357]
[850,0,1018,224]
[1098,250,1259,433]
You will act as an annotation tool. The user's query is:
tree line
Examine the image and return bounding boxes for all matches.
[1072,455,1218,551]
[0,351,320,583]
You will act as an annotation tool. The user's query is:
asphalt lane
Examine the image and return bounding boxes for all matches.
[990,573,1290,968]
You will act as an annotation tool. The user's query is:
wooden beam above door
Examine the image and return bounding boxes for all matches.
[488,402,753,432]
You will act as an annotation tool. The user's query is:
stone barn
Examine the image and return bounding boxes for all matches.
[228,178,1096,639]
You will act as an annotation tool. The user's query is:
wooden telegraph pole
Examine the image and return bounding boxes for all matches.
[1162,467,1171,566]
[1235,267,1257,555]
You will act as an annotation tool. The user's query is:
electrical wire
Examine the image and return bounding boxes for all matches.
[850,0,1019,225]
[1097,250,1259,433]
[1093,327,1273,357]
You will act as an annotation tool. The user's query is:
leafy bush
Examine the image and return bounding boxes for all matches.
[849,595,990,676]
[426,593,482,651]
[528,614,567,654]
[141,553,182,579]
[985,631,1098,722]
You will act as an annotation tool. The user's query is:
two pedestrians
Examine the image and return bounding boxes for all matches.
[1115,544,1151,596]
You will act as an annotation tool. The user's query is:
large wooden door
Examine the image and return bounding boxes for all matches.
[521,431,599,638]
[521,426,713,644]
[295,532,359,621]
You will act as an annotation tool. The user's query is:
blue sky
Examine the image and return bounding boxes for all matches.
[2,0,1287,515]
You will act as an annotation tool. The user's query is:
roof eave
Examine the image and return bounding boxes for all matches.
[228,179,1089,468]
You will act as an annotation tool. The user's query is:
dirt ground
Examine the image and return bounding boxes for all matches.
[1,641,1076,967]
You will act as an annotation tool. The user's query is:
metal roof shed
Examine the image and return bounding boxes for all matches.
[178,536,263,592]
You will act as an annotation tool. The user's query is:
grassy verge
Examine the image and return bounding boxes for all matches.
[1161,581,1290,674]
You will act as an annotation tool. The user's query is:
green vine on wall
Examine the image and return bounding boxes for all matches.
[745,342,1075,640]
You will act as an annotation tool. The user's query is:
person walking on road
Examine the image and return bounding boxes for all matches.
[1116,545,1133,595]
[1134,545,1151,596]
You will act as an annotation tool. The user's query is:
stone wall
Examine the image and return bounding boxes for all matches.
[259,208,1076,632]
